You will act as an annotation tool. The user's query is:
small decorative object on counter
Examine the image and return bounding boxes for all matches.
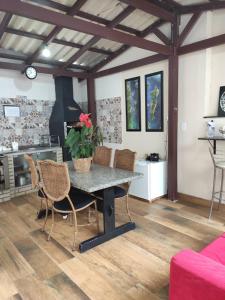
[207,120,215,138]
[12,141,18,151]
[219,125,225,138]
[65,113,103,173]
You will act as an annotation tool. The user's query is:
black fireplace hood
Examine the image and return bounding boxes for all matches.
[49,76,83,160]
[54,76,83,122]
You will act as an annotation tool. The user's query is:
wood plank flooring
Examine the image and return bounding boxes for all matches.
[0,193,224,300]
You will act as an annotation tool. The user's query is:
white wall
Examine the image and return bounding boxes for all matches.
[0,69,55,101]
[94,60,168,160]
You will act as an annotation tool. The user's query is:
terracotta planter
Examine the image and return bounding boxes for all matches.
[73,157,92,173]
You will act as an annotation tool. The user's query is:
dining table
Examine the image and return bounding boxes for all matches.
[67,161,142,253]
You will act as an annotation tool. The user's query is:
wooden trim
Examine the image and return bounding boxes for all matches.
[27,0,141,35]
[0,13,12,40]
[5,28,113,56]
[177,192,225,208]
[119,0,176,22]
[0,61,88,78]
[178,33,225,55]
[0,0,172,55]
[178,12,202,46]
[87,77,96,125]
[93,54,168,78]
[180,1,225,14]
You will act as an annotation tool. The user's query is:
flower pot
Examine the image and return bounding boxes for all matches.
[73,157,92,173]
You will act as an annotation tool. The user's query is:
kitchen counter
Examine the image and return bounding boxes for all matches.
[0,145,61,156]
[0,146,63,202]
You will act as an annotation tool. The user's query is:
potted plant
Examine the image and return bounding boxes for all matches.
[65,113,103,172]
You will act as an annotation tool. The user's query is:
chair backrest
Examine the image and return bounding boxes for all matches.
[209,147,225,167]
[93,146,112,167]
[24,154,39,189]
[37,160,70,202]
[114,149,136,172]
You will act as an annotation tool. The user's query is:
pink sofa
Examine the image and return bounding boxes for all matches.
[170,234,225,300]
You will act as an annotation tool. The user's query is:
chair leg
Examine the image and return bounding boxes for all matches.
[125,195,132,222]
[209,167,217,220]
[94,201,100,232]
[48,208,54,241]
[41,199,49,232]
[88,206,91,224]
[218,169,224,210]
[72,212,78,251]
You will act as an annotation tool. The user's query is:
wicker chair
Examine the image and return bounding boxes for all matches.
[37,160,99,251]
[24,154,48,231]
[93,146,112,167]
[113,149,136,221]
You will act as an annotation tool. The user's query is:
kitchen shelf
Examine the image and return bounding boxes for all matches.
[203,116,225,118]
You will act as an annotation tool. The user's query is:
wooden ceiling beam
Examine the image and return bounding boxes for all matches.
[0,0,171,55]
[93,53,168,78]
[26,0,88,65]
[88,19,168,75]
[152,28,171,45]
[26,0,140,35]
[119,0,176,22]
[178,12,202,46]
[179,1,225,14]
[0,13,12,40]
[0,48,90,71]
[0,61,88,78]
[4,28,113,56]
[178,32,225,55]
[61,6,136,69]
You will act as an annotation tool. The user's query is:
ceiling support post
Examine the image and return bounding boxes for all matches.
[168,16,179,201]
[87,77,96,126]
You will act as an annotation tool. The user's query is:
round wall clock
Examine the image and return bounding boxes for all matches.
[25,66,37,80]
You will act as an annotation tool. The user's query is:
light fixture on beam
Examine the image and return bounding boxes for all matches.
[42,44,51,58]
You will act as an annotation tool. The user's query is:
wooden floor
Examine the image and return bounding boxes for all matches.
[0,194,224,300]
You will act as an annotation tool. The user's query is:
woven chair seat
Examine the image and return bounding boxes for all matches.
[94,186,127,199]
[54,188,95,211]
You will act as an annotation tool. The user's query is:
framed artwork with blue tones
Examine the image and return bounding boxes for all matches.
[125,76,141,131]
[145,71,163,132]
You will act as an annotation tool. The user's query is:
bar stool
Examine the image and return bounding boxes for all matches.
[209,148,225,219]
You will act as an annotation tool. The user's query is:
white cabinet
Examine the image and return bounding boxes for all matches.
[129,160,167,202]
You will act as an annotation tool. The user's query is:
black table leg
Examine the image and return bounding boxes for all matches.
[79,187,135,253]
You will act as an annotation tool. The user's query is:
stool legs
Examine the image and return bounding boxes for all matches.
[209,168,224,220]
[218,169,224,209]
[209,167,217,220]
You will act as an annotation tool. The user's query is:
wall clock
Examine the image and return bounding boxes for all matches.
[25,66,37,80]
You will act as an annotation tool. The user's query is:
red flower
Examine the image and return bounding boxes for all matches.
[85,119,92,128]
[79,113,91,123]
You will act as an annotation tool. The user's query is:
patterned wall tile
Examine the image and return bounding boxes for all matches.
[96,97,122,144]
[0,96,54,147]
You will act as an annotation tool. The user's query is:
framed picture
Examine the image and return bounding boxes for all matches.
[145,71,163,132]
[3,105,20,118]
[218,86,225,117]
[125,76,141,131]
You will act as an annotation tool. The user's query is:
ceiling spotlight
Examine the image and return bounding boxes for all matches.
[59,58,64,62]
[73,61,78,65]
[42,45,51,58]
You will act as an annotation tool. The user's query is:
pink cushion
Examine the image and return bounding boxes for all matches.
[170,249,225,300]
[201,235,225,265]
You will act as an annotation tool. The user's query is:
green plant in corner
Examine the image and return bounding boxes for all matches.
[65,113,103,159]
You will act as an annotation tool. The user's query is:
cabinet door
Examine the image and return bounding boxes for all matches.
[129,164,150,201]
[37,151,57,161]
[13,155,31,187]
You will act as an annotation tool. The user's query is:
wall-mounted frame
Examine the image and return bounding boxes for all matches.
[145,71,163,132]
[125,76,141,131]
[3,105,20,118]
[218,86,225,117]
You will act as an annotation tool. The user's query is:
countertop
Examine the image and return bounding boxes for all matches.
[68,162,143,193]
[0,145,61,156]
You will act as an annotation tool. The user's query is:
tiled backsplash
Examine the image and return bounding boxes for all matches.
[96,97,122,144]
[0,96,54,147]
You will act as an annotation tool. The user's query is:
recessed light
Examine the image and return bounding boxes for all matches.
[59,58,64,62]
[42,45,51,58]
[73,61,78,65]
